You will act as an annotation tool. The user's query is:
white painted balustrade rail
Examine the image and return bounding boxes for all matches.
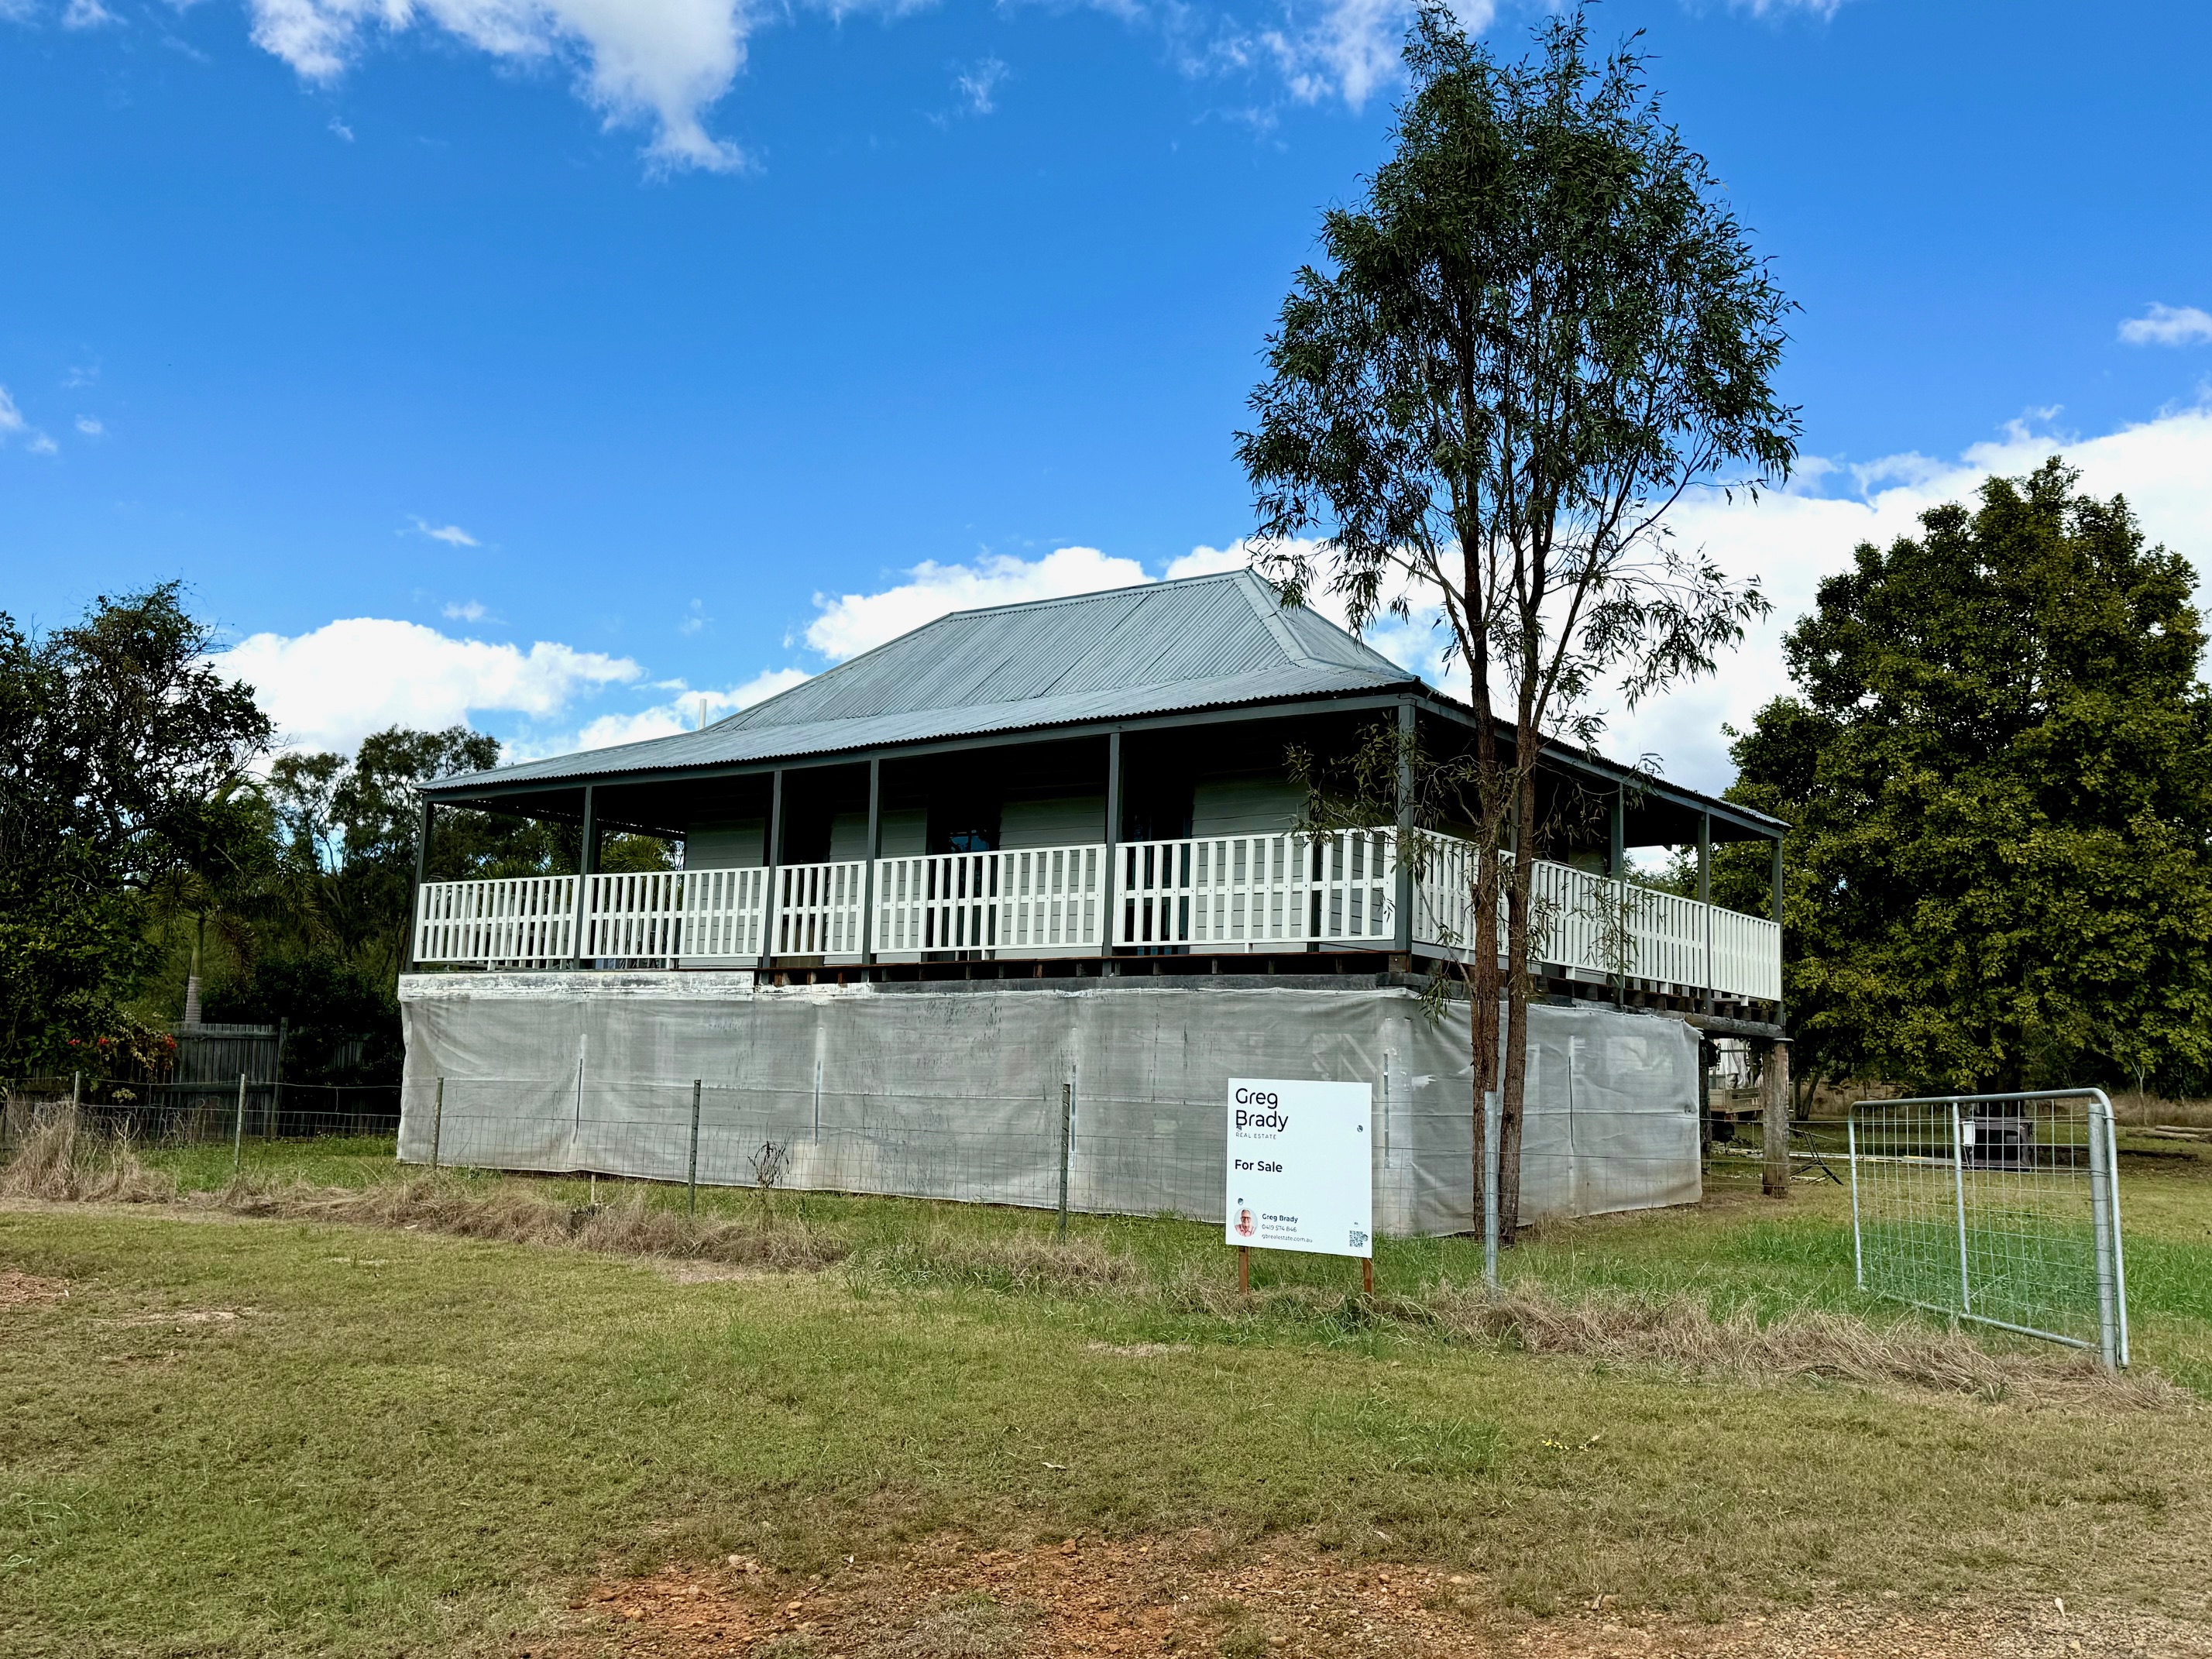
[410,830,1780,1001]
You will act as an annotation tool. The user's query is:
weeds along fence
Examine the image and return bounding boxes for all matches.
[394,1072,1706,1238]
[5,1069,1725,1238]
[1846,1091,2128,1367]
[2,1074,403,1157]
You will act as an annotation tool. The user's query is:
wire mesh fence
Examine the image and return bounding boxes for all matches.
[1846,1091,2128,1365]
[2,1074,404,1160]
[393,1069,1716,1244]
[7,1062,1827,1256]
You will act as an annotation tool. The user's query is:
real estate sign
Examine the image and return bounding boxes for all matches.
[1224,1078,1373,1259]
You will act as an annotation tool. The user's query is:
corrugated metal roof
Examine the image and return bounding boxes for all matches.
[428,570,1419,793]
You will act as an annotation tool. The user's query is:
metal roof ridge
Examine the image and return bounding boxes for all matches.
[1228,567,1317,668]
[699,570,1260,737]
[921,566,1249,626]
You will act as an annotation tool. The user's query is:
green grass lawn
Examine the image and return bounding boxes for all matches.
[2,1136,2208,1657]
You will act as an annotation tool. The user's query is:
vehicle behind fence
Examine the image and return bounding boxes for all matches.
[1846,1090,2128,1366]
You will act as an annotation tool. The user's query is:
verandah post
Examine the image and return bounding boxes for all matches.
[762,769,785,973]
[1102,730,1122,972]
[1391,699,1414,968]
[1696,809,1712,1015]
[862,757,881,967]
[572,785,599,969]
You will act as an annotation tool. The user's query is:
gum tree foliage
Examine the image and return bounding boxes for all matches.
[0,585,271,1075]
[1709,463,2212,1097]
[1238,7,1795,1238]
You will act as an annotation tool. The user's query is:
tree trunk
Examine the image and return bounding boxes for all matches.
[1460,540,1503,1242]
[1469,839,1499,1234]
[1498,764,1537,1243]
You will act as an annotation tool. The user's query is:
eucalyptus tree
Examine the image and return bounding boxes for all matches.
[1238,6,1797,1238]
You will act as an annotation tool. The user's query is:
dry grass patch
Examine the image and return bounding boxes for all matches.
[223,1172,854,1271]
[1415,1282,2192,1407]
[0,1108,175,1204]
[859,1228,1146,1295]
[1150,1270,2188,1407]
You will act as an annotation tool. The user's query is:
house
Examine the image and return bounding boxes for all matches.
[397,570,1785,1229]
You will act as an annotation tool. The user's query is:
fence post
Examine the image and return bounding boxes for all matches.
[1846,1108,1863,1291]
[2104,1097,2131,1369]
[232,1071,246,1177]
[1056,1073,1073,1239]
[1760,1039,1791,1198]
[1482,1087,1501,1291]
[430,1077,445,1173]
[1949,1099,1972,1315]
[689,1079,702,1218]
[2087,1092,2121,1369]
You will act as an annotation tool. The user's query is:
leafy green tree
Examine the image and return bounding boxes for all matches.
[0,585,271,1075]
[1720,461,2212,1096]
[1238,5,1795,1236]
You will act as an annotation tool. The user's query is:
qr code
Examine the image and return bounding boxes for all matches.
[1348,1228,1369,1249]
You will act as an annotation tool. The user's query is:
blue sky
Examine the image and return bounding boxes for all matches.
[5,0,2211,792]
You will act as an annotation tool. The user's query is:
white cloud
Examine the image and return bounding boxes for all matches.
[408,515,479,547]
[2119,303,2212,348]
[678,597,709,636]
[0,384,55,453]
[1601,406,2212,798]
[74,415,102,436]
[526,666,811,756]
[211,617,641,754]
[242,0,747,171]
[61,0,114,26]
[805,544,1152,661]
[1265,0,1491,109]
[1175,409,2212,806]
[1729,0,1844,16]
[442,599,489,621]
[953,57,1007,115]
[328,115,356,141]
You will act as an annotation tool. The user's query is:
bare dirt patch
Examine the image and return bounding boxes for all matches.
[0,1268,70,1310]
[542,1535,2200,1659]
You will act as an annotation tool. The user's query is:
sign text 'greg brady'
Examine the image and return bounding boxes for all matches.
[1231,1086,1290,1134]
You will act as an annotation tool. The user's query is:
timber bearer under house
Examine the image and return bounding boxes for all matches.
[395,570,1787,1229]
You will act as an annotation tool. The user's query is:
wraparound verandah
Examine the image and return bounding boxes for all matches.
[409,699,1785,1010]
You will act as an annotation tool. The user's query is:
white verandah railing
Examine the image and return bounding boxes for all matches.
[1113,830,1396,951]
[1407,836,1781,1002]
[410,829,1781,999]
[874,846,1105,960]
